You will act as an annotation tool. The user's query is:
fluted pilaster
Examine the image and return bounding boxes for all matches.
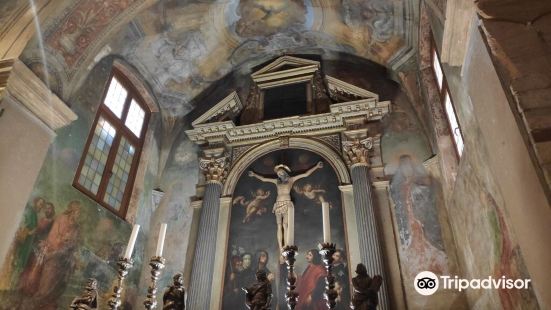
[187,150,228,309]
[343,129,389,310]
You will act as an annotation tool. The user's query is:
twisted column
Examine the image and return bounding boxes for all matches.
[342,130,390,310]
[187,150,228,309]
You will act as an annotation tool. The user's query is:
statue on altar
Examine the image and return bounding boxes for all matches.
[248,161,323,249]
[351,263,383,310]
[243,270,272,310]
[163,273,186,310]
[69,278,98,310]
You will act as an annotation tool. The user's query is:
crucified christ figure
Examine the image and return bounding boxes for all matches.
[248,161,324,250]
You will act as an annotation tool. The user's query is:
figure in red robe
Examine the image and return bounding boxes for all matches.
[296,249,326,310]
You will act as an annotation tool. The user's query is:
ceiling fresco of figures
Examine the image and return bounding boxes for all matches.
[20,0,416,116]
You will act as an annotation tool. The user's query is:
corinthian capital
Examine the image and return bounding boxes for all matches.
[342,129,373,168]
[199,149,229,184]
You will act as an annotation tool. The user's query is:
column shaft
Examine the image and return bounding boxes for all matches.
[187,182,222,309]
[351,165,390,310]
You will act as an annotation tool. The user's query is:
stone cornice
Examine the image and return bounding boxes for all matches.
[251,55,320,78]
[185,99,391,146]
[191,91,242,126]
[326,75,379,100]
[4,60,77,130]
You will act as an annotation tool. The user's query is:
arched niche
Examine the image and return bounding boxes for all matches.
[223,137,351,196]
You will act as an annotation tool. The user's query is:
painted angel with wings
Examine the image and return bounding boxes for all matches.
[233,189,271,224]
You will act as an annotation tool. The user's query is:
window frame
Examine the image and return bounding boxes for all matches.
[73,69,150,219]
[430,39,465,159]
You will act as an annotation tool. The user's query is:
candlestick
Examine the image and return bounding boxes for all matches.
[144,256,166,309]
[108,257,134,310]
[319,242,338,309]
[281,245,299,310]
[124,224,140,259]
[322,202,331,243]
[155,223,167,257]
[286,206,294,246]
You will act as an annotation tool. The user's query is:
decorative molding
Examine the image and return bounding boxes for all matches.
[151,189,164,213]
[186,99,390,146]
[192,91,243,126]
[5,60,77,130]
[190,200,203,209]
[0,59,14,95]
[251,55,320,78]
[342,129,374,168]
[231,145,253,164]
[372,180,390,189]
[199,148,230,184]
[338,184,354,193]
[222,137,351,196]
[326,75,379,100]
[315,134,341,153]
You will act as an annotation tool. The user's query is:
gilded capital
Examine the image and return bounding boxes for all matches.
[342,129,373,168]
[199,152,229,184]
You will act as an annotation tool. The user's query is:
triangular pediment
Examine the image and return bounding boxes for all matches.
[191,91,243,126]
[251,56,320,78]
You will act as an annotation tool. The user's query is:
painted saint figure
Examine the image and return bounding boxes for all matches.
[248,161,323,250]
[296,249,325,310]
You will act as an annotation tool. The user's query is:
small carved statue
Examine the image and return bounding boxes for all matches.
[163,273,186,310]
[70,278,98,310]
[351,263,383,310]
[242,270,272,310]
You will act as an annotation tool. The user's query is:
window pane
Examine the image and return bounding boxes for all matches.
[445,93,464,156]
[78,118,116,194]
[103,137,136,210]
[104,77,128,118]
[124,100,145,137]
[433,50,444,90]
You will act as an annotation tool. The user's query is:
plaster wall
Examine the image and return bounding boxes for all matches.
[459,26,550,308]
[0,96,54,268]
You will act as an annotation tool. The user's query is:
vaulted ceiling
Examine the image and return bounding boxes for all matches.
[13,0,418,116]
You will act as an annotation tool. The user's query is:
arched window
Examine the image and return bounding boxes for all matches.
[73,70,150,218]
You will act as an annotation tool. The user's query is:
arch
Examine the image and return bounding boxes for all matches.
[112,58,160,113]
[223,137,350,196]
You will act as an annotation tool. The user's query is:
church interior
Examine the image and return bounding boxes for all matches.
[0,0,550,309]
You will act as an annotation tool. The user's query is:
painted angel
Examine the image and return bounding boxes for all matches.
[233,189,271,223]
[293,183,332,208]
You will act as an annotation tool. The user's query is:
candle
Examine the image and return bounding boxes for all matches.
[287,205,295,246]
[322,202,331,243]
[124,224,140,259]
[155,223,167,257]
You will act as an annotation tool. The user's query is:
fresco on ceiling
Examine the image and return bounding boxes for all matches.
[0,58,156,309]
[46,0,139,67]
[222,149,350,310]
[21,0,410,117]
[232,0,308,37]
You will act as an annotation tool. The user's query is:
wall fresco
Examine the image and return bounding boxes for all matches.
[0,57,158,309]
